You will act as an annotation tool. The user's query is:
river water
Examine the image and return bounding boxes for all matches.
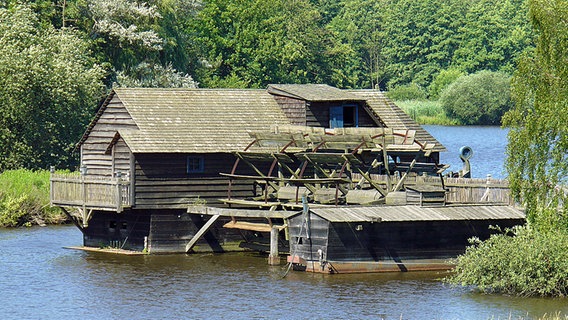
[1,126,567,320]
[424,125,509,179]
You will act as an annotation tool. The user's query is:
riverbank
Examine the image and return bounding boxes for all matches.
[0,169,68,227]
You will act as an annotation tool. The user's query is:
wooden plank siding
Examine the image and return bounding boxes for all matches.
[306,102,330,127]
[148,211,254,253]
[112,138,132,176]
[81,97,138,179]
[133,153,270,208]
[272,95,306,126]
[288,213,330,264]
[83,210,151,250]
[324,220,522,262]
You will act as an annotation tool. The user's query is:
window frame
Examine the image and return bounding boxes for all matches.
[329,104,359,128]
[187,156,205,174]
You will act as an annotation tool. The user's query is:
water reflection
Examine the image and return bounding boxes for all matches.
[1,226,568,319]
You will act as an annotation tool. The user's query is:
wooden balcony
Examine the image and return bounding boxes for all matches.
[50,173,132,213]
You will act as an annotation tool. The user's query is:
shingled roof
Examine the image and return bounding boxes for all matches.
[79,85,445,154]
[268,84,363,102]
[309,205,524,222]
[108,88,290,153]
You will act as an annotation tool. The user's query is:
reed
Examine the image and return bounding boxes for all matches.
[0,169,67,227]
[395,100,461,125]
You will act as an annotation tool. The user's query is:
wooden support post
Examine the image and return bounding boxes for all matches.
[393,158,417,192]
[185,214,220,253]
[382,138,391,192]
[268,226,280,265]
[59,207,85,234]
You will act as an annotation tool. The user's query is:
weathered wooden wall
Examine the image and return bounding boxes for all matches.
[287,213,330,263]
[134,153,268,209]
[148,211,254,253]
[112,138,132,177]
[81,96,137,178]
[288,213,523,264]
[272,95,381,128]
[272,95,306,126]
[306,102,380,128]
[325,219,522,262]
[83,209,151,250]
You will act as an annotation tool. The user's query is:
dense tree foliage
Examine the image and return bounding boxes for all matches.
[0,0,536,170]
[187,0,340,88]
[3,0,534,90]
[448,0,568,297]
[504,0,568,230]
[75,0,200,86]
[327,0,388,89]
[440,70,512,125]
[386,83,427,101]
[383,0,532,89]
[0,5,104,171]
[428,68,465,99]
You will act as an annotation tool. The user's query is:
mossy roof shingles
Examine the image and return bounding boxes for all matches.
[113,88,290,153]
[82,86,445,154]
[268,84,363,102]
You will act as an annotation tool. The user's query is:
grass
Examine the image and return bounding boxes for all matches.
[538,313,568,320]
[0,169,68,227]
[395,99,462,125]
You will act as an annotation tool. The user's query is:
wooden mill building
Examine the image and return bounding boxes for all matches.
[50,84,524,272]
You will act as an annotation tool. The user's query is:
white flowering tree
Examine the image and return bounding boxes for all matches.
[83,0,200,88]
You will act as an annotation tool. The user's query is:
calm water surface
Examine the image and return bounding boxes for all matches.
[423,125,509,179]
[1,126,567,320]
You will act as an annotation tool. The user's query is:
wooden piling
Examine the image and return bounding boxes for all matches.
[268,226,280,265]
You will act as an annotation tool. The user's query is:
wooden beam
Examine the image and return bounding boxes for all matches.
[59,207,85,234]
[188,205,296,219]
[185,214,220,253]
[354,167,387,197]
[223,221,286,233]
[393,159,417,192]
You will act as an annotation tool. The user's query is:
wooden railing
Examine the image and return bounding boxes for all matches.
[50,173,132,212]
[353,174,514,205]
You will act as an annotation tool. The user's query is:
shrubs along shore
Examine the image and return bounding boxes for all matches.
[0,169,68,227]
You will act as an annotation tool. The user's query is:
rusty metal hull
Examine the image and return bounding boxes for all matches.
[289,258,454,274]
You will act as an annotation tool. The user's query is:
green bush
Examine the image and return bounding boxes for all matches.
[428,68,465,99]
[387,83,428,101]
[439,70,512,125]
[0,169,67,227]
[446,226,568,297]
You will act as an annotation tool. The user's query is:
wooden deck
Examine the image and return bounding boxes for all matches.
[50,173,132,212]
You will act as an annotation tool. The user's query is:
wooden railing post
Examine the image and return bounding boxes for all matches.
[81,174,86,217]
[49,166,55,205]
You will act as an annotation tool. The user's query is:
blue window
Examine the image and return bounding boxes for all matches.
[329,105,358,128]
[187,156,204,173]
